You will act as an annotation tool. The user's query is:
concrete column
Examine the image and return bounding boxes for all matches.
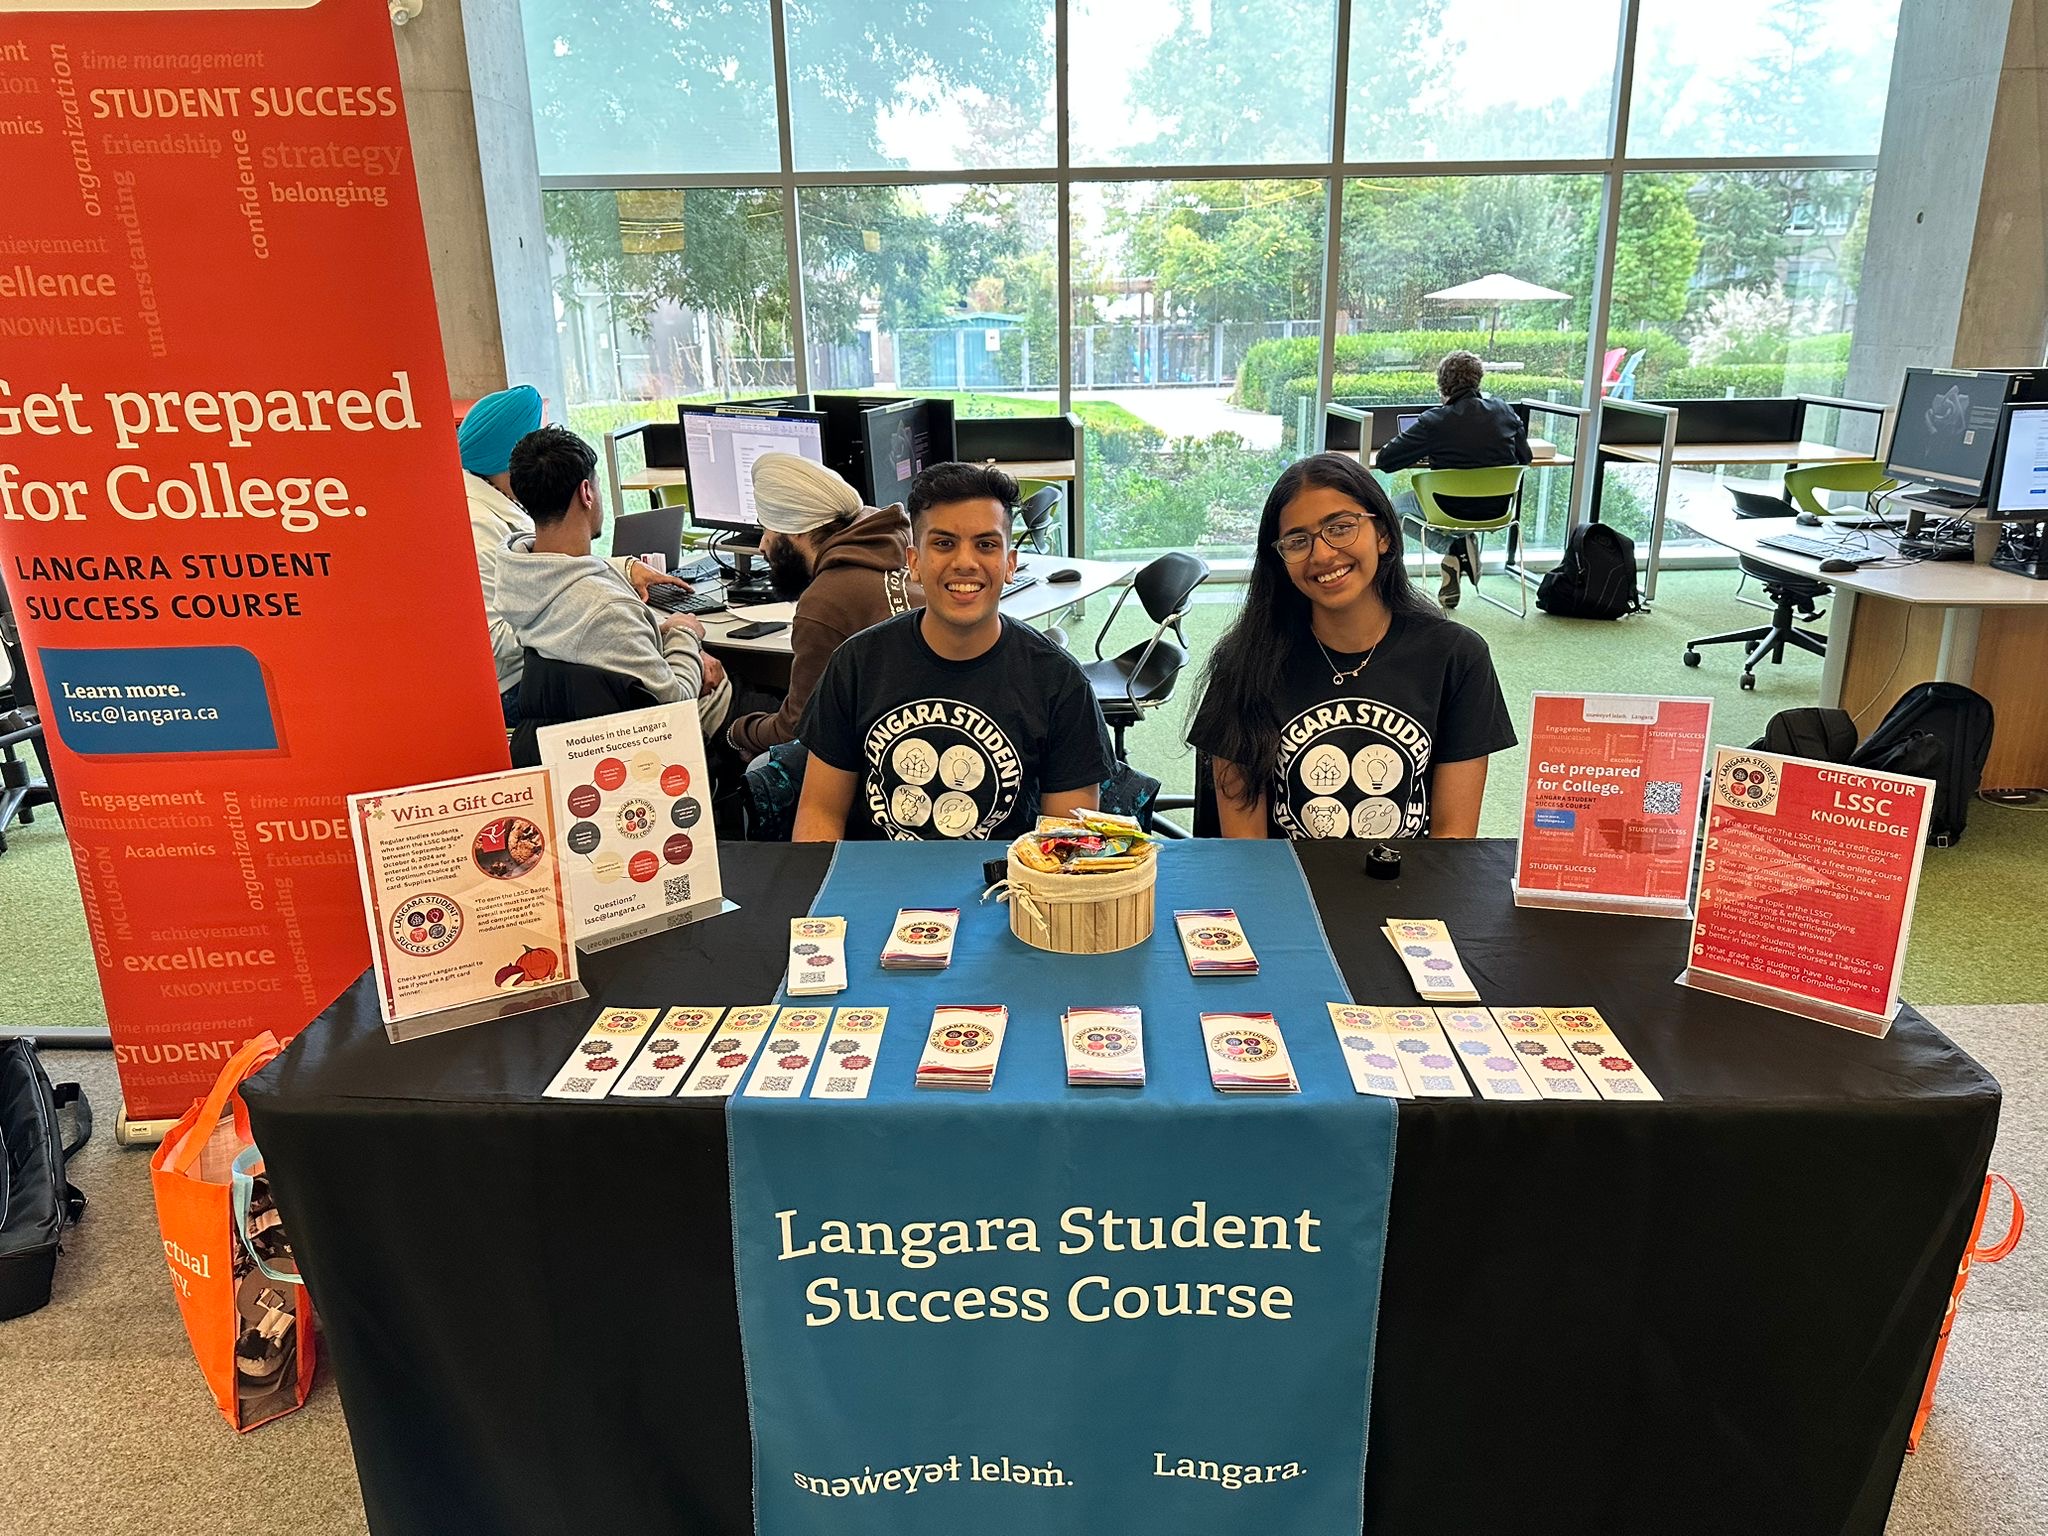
[1849,1,2048,401]
[392,0,563,408]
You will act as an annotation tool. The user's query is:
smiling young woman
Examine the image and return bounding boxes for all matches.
[1187,453,1516,841]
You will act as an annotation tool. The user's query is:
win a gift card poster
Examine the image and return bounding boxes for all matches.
[537,703,724,940]
[348,768,574,1024]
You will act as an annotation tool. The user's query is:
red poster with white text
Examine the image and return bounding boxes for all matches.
[1681,748,1932,1036]
[0,3,507,1115]
[1514,692,1713,917]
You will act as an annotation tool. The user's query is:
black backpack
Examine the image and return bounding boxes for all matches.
[1537,522,1642,620]
[0,1040,91,1321]
[1752,707,1859,763]
[1849,683,1994,847]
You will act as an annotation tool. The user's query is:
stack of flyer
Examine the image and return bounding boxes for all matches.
[1383,918,1480,1002]
[915,1005,1008,1092]
[1062,1007,1146,1088]
[787,916,848,997]
[1174,909,1260,976]
[881,908,959,971]
[1200,1012,1299,1094]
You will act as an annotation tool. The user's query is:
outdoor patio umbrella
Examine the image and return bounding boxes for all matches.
[1423,273,1570,351]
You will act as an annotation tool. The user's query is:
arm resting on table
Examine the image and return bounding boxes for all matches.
[1211,759,1271,839]
[1429,757,1488,838]
[793,757,859,842]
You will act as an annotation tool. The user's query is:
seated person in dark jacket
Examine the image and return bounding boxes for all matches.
[1374,350,1532,609]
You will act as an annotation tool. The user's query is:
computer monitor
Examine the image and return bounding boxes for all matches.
[863,399,943,511]
[1884,367,2019,494]
[678,404,827,533]
[641,423,687,468]
[1986,402,2048,522]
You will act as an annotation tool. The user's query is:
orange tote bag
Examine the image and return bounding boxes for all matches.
[148,1032,317,1431]
[1908,1172,2023,1452]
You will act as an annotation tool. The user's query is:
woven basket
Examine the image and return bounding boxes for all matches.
[1004,847,1157,954]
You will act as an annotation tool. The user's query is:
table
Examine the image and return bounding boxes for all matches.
[244,840,1997,1536]
[1681,499,2048,788]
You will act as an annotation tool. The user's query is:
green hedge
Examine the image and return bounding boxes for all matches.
[1785,333,1854,364]
[1655,364,1849,399]
[1238,328,1691,414]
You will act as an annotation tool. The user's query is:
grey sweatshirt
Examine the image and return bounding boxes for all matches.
[496,535,729,730]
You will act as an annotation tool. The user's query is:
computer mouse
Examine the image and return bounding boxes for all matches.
[1794,511,1822,527]
[1048,567,1083,583]
[1818,557,1860,573]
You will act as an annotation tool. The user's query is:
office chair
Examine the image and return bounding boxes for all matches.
[1079,552,1209,761]
[1013,486,1063,554]
[509,651,661,767]
[1726,486,1801,611]
[1402,466,1528,616]
[0,582,59,854]
[1151,752,1220,840]
[1683,560,1829,690]
[1783,460,1897,518]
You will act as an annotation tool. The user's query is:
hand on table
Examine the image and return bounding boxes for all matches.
[627,559,691,601]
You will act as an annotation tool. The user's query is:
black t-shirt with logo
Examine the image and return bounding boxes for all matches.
[799,612,1114,841]
[1189,613,1517,839]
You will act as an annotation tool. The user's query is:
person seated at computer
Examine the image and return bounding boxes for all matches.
[792,462,1112,842]
[1374,350,1532,609]
[1187,452,1515,840]
[725,453,922,759]
[459,388,692,725]
[498,426,730,739]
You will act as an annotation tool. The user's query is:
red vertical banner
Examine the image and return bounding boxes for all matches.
[0,1,508,1116]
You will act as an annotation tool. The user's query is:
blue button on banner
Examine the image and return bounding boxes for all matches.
[41,646,280,755]
[1534,808,1576,829]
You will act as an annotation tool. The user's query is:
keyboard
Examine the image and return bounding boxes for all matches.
[673,555,723,584]
[1759,532,1861,561]
[647,585,728,615]
[1001,574,1039,599]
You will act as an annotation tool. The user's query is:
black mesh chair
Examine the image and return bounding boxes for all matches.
[1727,487,1809,612]
[1013,486,1063,554]
[1079,552,1209,761]
[1683,560,1829,691]
[509,650,660,767]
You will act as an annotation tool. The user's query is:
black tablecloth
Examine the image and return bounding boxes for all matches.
[245,840,2000,1536]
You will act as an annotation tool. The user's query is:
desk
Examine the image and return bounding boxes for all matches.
[244,840,1995,1536]
[1587,397,1888,602]
[1681,500,2048,786]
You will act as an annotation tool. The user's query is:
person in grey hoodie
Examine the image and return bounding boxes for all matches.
[500,426,731,739]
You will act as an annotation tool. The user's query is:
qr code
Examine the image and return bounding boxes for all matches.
[664,873,691,906]
[759,1073,793,1092]
[823,1075,858,1094]
[628,1075,664,1093]
[564,1076,594,1094]
[699,1072,729,1092]
[1643,779,1684,815]
[1610,1078,1643,1095]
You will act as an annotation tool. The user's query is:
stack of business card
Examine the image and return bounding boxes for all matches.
[881,908,959,971]
[915,1005,1008,1092]
[615,1006,726,1099]
[1174,909,1259,975]
[1200,1012,1299,1094]
[811,1007,890,1100]
[1546,1006,1663,1101]
[1490,1008,1603,1101]
[788,916,848,996]
[742,1006,833,1098]
[675,1005,778,1098]
[542,1007,660,1101]
[1324,1003,1413,1099]
[1382,918,1480,1001]
[1063,1007,1146,1088]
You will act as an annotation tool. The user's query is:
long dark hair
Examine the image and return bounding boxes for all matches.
[1195,452,1439,809]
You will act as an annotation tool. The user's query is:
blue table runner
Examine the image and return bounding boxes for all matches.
[729,839,1396,1534]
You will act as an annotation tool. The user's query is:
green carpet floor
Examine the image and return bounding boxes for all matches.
[2,569,2042,1030]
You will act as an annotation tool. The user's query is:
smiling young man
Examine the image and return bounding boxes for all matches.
[793,461,1112,842]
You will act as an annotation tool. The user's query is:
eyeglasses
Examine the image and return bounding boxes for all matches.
[1272,513,1371,564]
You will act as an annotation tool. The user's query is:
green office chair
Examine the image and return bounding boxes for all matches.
[1403,466,1529,617]
[1784,460,1897,518]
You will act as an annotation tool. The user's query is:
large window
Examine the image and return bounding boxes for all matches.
[529,0,1906,557]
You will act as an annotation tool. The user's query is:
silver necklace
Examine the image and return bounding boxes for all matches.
[1313,619,1390,685]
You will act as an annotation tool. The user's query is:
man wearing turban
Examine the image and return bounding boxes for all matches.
[724,453,921,757]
